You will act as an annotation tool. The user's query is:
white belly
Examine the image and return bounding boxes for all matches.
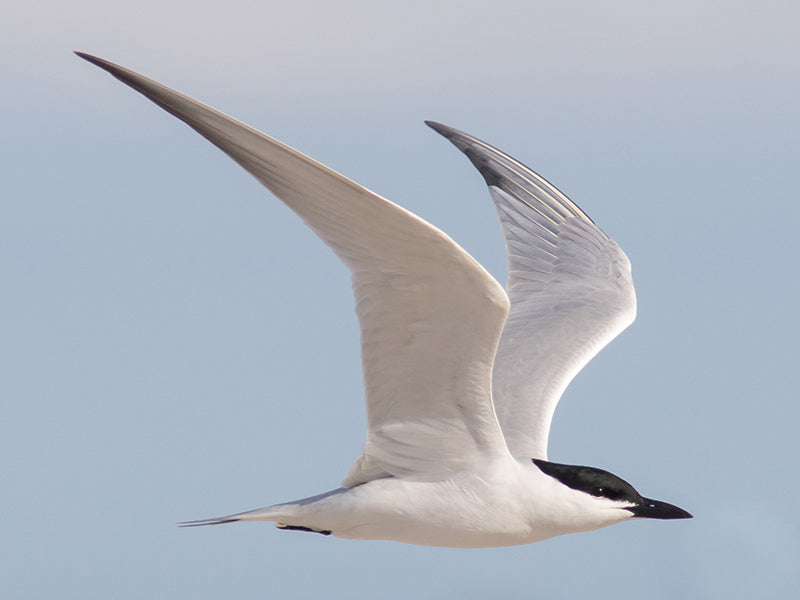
[270,465,619,548]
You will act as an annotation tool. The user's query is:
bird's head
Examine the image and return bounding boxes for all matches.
[532,458,692,521]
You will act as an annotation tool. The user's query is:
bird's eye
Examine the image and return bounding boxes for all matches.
[594,487,605,496]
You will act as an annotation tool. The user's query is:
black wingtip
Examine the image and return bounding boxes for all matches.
[74,52,138,84]
[74,51,108,69]
[424,120,480,157]
[425,120,457,140]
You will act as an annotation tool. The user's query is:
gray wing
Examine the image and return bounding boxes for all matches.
[79,54,513,485]
[427,122,636,460]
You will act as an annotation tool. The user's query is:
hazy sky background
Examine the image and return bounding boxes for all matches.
[3,1,799,598]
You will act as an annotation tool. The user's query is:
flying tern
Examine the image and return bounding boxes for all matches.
[78,52,691,548]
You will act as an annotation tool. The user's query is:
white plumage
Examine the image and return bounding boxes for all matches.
[78,52,690,548]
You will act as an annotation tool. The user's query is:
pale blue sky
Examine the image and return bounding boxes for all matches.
[3,1,799,598]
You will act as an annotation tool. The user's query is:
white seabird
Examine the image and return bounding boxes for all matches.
[77,52,691,548]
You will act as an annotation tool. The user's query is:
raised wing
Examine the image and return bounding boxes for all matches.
[78,54,512,485]
[427,122,637,460]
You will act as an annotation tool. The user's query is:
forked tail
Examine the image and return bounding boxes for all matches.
[178,489,346,533]
[178,506,282,528]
